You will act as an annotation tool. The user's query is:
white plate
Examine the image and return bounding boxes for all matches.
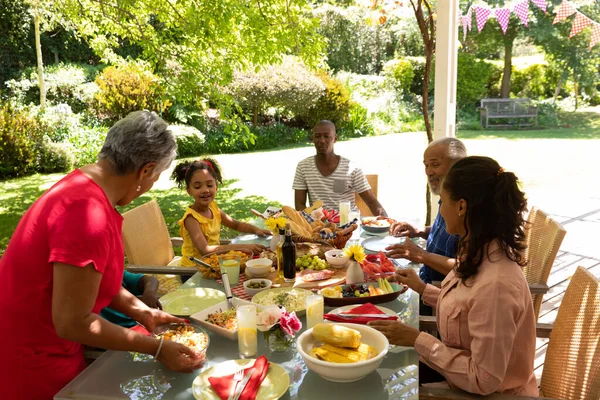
[190,298,264,340]
[192,359,289,400]
[231,234,271,246]
[362,236,406,253]
[328,304,397,317]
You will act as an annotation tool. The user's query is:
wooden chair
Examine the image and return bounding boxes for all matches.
[523,207,567,321]
[419,266,600,399]
[355,174,378,216]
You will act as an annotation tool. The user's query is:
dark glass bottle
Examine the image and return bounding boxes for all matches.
[276,228,285,280]
[282,222,296,283]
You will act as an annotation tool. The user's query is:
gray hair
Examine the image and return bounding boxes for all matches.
[98,111,177,175]
[427,137,467,161]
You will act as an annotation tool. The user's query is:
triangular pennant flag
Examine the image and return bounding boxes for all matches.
[569,12,592,38]
[467,6,473,31]
[531,0,547,13]
[475,6,492,32]
[589,23,600,49]
[462,15,470,40]
[495,8,511,34]
[553,1,576,25]
[513,0,529,27]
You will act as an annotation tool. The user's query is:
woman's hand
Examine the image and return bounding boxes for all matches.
[395,268,426,295]
[139,309,185,332]
[158,340,206,372]
[142,292,162,310]
[367,320,420,347]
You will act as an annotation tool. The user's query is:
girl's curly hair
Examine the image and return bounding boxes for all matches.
[171,158,223,188]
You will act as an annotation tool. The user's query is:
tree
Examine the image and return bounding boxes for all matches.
[52,0,326,111]
[30,0,46,110]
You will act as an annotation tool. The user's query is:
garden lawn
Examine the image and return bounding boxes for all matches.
[0,175,279,256]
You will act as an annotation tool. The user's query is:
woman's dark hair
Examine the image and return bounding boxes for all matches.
[442,156,528,282]
[171,158,223,188]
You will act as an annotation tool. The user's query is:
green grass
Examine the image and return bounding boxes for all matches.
[458,110,600,140]
[0,175,278,256]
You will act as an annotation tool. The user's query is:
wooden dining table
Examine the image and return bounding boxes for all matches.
[55,228,421,400]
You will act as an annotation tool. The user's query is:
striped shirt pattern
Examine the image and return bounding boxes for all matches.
[292,155,370,210]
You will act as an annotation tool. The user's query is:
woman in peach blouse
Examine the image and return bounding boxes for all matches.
[369,156,538,396]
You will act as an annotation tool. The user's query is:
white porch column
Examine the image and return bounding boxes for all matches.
[433,0,459,140]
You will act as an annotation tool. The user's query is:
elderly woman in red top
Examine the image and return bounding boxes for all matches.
[370,156,538,396]
[0,111,204,399]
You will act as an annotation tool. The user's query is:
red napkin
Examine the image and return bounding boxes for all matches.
[208,356,269,400]
[130,324,151,336]
[324,303,398,325]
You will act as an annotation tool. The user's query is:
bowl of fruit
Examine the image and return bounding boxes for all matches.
[297,322,389,382]
[321,279,408,307]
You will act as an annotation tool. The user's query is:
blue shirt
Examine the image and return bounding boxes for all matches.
[100,271,144,328]
[419,203,459,284]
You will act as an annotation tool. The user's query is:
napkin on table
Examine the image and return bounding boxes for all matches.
[208,355,270,400]
[324,303,398,325]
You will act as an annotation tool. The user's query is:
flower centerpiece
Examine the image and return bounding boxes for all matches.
[265,216,288,250]
[257,306,302,352]
[343,244,366,284]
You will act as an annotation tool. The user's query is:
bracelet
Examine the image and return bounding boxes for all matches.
[153,337,164,362]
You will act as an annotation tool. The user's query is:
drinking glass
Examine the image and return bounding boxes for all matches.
[219,255,241,285]
[236,305,257,358]
[348,206,361,223]
[339,201,351,225]
[306,293,324,329]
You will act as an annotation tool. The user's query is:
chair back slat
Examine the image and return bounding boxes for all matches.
[523,208,567,320]
[122,200,174,266]
[354,174,378,217]
[540,267,600,399]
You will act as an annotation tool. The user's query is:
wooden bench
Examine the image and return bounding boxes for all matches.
[479,98,538,128]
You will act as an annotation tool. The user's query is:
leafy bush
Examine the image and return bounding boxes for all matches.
[512,64,546,99]
[383,58,415,95]
[170,124,206,158]
[68,126,107,167]
[404,57,428,97]
[535,99,559,128]
[227,56,324,122]
[457,109,483,131]
[338,103,374,139]
[456,53,500,109]
[314,4,397,74]
[0,104,46,178]
[94,62,170,122]
[37,141,75,173]
[297,72,354,128]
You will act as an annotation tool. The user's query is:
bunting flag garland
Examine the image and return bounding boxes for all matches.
[569,12,592,38]
[590,23,600,49]
[475,6,492,32]
[461,0,600,50]
[531,0,547,13]
[514,0,530,27]
[553,1,576,24]
[495,8,511,34]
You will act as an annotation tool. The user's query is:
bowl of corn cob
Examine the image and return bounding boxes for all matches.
[296,322,389,383]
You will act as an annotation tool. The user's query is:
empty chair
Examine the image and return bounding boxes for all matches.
[354,174,378,217]
[523,207,567,321]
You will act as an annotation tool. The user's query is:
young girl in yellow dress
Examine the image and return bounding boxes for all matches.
[172,158,269,268]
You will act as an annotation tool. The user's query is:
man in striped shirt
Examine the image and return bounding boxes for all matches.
[293,120,386,216]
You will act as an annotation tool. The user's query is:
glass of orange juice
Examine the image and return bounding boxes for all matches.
[236,305,257,358]
[306,293,324,329]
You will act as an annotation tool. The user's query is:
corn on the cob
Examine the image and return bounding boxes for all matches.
[310,343,378,363]
[312,323,361,349]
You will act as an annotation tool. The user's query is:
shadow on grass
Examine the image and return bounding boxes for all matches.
[0,176,278,255]
[458,110,600,140]
[117,179,279,240]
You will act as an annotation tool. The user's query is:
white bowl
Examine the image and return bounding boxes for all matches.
[296,323,389,382]
[325,249,349,268]
[243,278,272,297]
[190,298,264,340]
[245,258,273,277]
